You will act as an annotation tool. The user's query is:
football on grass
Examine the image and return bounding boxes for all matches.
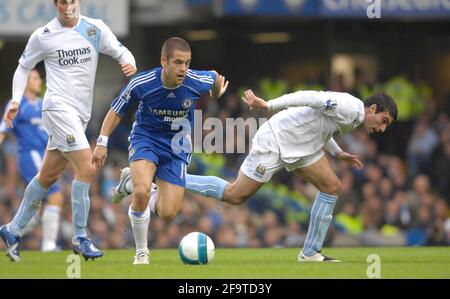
[178,232,215,265]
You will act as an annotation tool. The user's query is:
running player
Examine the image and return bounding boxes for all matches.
[0,69,63,252]
[0,0,136,262]
[92,37,228,264]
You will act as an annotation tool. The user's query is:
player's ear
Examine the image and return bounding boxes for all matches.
[161,55,167,68]
[369,104,377,114]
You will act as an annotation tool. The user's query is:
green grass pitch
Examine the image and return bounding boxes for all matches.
[0,247,449,279]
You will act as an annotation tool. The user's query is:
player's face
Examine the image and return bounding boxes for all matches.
[363,105,394,135]
[27,70,43,95]
[55,0,80,25]
[162,49,191,86]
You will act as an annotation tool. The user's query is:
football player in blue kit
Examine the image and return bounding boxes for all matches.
[0,69,63,254]
[92,37,229,264]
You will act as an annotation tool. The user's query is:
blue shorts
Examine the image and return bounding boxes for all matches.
[128,136,190,188]
[18,150,60,196]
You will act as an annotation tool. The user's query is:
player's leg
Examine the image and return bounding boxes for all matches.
[63,148,102,259]
[45,110,101,259]
[185,171,266,205]
[17,149,63,252]
[129,159,156,264]
[0,149,67,261]
[154,179,185,221]
[14,150,45,237]
[294,154,341,262]
[185,125,279,204]
[41,187,63,252]
[6,149,67,236]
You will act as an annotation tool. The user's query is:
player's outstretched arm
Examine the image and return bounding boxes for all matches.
[256,90,326,112]
[92,109,122,169]
[210,71,229,100]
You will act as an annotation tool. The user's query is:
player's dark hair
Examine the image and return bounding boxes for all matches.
[54,0,80,5]
[161,37,191,59]
[365,92,398,121]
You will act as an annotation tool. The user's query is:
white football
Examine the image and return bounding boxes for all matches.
[178,232,215,265]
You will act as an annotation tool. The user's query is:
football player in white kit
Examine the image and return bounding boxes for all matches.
[0,0,137,261]
[184,89,397,262]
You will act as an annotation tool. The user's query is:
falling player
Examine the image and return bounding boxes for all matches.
[184,89,397,262]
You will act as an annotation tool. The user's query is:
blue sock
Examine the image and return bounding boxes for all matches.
[71,180,90,240]
[185,174,229,200]
[9,177,48,237]
[302,192,338,256]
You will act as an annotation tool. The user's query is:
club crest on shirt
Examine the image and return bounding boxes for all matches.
[255,164,266,177]
[324,99,337,111]
[182,98,193,109]
[66,134,76,145]
[87,27,97,37]
[129,147,136,159]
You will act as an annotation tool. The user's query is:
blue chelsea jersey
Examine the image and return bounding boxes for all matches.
[0,97,48,152]
[111,67,216,140]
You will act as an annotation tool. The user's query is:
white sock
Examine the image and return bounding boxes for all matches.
[41,205,61,252]
[128,206,150,254]
[20,212,40,237]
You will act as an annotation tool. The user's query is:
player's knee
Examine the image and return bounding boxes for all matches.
[320,178,342,196]
[133,185,149,202]
[82,164,96,182]
[225,183,251,205]
[37,170,59,188]
[158,207,179,222]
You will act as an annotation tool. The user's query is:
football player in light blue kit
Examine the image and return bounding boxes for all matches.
[0,0,136,261]
[93,37,229,264]
[0,69,63,252]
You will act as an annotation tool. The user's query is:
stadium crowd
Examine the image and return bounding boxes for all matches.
[0,74,449,252]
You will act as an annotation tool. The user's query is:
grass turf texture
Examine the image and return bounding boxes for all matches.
[0,247,449,279]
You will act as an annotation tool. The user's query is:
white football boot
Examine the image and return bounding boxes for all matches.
[111,167,131,203]
[298,251,341,263]
[133,251,150,265]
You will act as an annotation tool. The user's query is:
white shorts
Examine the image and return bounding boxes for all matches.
[241,122,324,183]
[42,110,90,152]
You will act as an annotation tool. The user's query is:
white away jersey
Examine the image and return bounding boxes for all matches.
[19,15,128,122]
[267,91,365,162]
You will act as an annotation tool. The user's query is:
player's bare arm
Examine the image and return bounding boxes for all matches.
[210,71,229,99]
[92,109,122,169]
